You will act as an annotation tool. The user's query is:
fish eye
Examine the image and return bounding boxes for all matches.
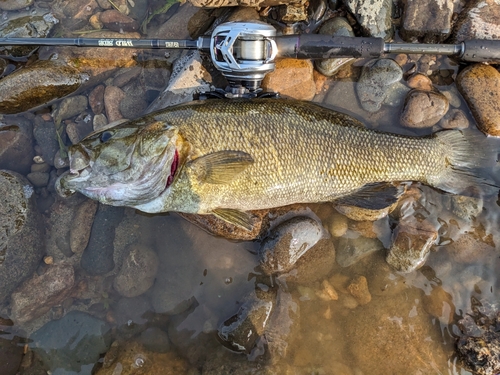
[100,131,113,143]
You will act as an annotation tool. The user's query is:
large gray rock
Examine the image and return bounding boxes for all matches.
[401,0,453,42]
[344,0,393,39]
[453,0,500,42]
[0,170,44,304]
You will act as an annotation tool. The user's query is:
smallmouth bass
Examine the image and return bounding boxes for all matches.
[56,99,498,229]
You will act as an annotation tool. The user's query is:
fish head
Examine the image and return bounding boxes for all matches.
[56,120,180,206]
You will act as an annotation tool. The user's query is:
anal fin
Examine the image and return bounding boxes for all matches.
[212,208,254,231]
[335,182,404,210]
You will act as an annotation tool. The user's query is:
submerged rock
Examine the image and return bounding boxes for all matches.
[356,59,403,113]
[456,64,500,136]
[401,0,453,42]
[0,60,85,114]
[0,119,34,175]
[422,285,455,325]
[400,89,449,128]
[347,275,371,305]
[335,236,385,268]
[0,170,44,304]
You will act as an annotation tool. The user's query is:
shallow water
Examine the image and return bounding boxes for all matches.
[1,1,500,374]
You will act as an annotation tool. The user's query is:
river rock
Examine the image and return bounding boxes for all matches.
[356,59,403,112]
[440,109,469,129]
[119,95,149,119]
[0,170,44,304]
[0,336,23,375]
[401,0,453,42]
[336,236,385,267]
[26,172,49,188]
[0,12,59,58]
[444,195,483,222]
[344,0,393,39]
[69,199,98,255]
[453,0,500,42]
[99,9,139,32]
[400,89,449,128]
[386,220,438,273]
[138,327,171,353]
[89,85,105,115]
[258,216,327,275]
[33,116,60,167]
[96,340,191,375]
[113,244,159,298]
[407,73,433,91]
[10,263,75,324]
[146,51,213,113]
[53,95,89,125]
[80,205,124,275]
[456,64,500,136]
[30,311,111,374]
[261,58,316,100]
[0,119,34,175]
[446,228,496,264]
[104,85,125,123]
[54,0,100,30]
[315,17,355,77]
[113,295,152,327]
[422,285,455,324]
[0,60,84,114]
[0,0,33,11]
[347,275,372,305]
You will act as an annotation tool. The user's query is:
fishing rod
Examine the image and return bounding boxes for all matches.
[1,21,499,97]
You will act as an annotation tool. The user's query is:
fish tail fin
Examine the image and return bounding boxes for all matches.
[428,130,499,197]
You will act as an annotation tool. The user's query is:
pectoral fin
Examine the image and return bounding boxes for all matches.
[212,208,254,231]
[189,150,254,184]
[335,183,404,210]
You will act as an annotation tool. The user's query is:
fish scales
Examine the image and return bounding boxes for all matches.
[147,100,444,213]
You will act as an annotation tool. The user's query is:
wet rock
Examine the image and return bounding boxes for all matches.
[0,337,23,375]
[315,17,355,77]
[89,85,105,115]
[440,109,469,129]
[113,295,152,326]
[386,220,438,273]
[0,170,44,304]
[456,63,500,136]
[93,113,108,131]
[258,216,327,275]
[26,172,49,188]
[446,227,496,264]
[65,121,91,145]
[10,263,75,324]
[104,85,125,123]
[324,211,348,237]
[356,59,403,112]
[99,9,139,32]
[31,162,51,173]
[113,244,159,298]
[138,327,171,353]
[0,0,33,11]
[70,199,98,255]
[112,67,141,88]
[401,0,453,42]
[55,0,100,30]
[30,311,111,374]
[344,0,393,39]
[347,275,371,305]
[0,60,84,114]
[218,288,276,353]
[119,95,149,119]
[96,340,191,375]
[407,73,433,91]
[146,51,213,113]
[0,120,34,175]
[456,298,500,375]
[33,116,59,167]
[80,205,124,275]
[444,195,483,222]
[336,236,384,267]
[400,89,449,128]
[453,0,500,42]
[53,95,88,125]
[422,285,455,324]
[0,12,59,58]
[261,58,316,101]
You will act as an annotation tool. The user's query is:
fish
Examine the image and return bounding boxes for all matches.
[56,99,498,230]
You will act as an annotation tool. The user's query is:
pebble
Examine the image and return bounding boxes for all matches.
[453,0,500,42]
[422,285,455,324]
[30,311,111,374]
[33,116,60,167]
[65,122,87,144]
[400,89,449,128]
[400,0,453,42]
[315,17,355,77]
[261,58,316,101]
[99,9,140,32]
[347,275,372,305]
[113,244,159,298]
[10,263,75,324]
[344,0,393,39]
[440,109,469,129]
[0,170,44,304]
[0,120,35,175]
[258,216,326,275]
[386,220,438,273]
[407,73,433,91]
[89,85,105,115]
[316,279,339,301]
[53,95,88,125]
[356,59,403,112]
[325,211,349,237]
[26,172,49,188]
[80,205,124,275]
[93,113,108,131]
[70,199,98,254]
[456,64,500,136]
[104,85,126,123]
[31,162,51,173]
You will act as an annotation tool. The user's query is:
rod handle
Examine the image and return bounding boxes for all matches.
[461,39,500,63]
